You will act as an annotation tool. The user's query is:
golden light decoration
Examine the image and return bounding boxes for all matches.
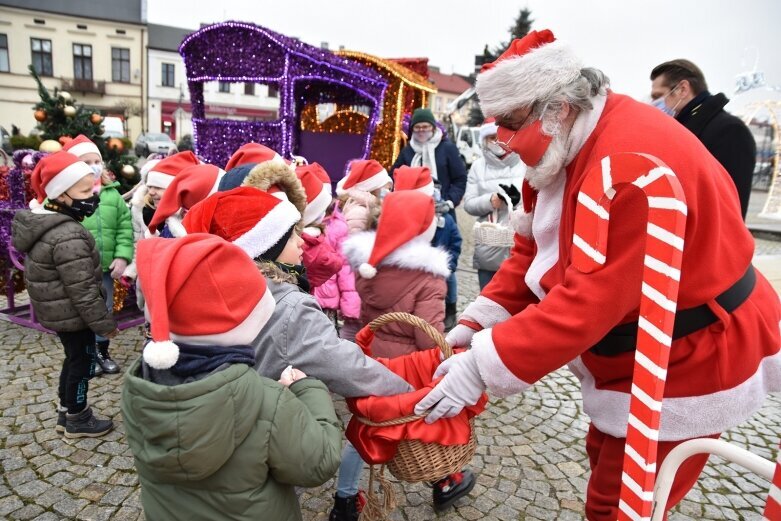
[113,280,127,313]
[299,50,436,169]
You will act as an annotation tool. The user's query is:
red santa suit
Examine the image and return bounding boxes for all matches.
[457,32,781,521]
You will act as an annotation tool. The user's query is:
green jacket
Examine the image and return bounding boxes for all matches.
[82,181,134,271]
[121,358,342,521]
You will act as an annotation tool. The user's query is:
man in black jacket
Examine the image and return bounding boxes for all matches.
[650,59,756,219]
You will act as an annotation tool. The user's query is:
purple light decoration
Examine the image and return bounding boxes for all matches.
[179,21,388,169]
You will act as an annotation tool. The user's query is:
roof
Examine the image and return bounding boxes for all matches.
[0,0,143,25]
[148,24,193,52]
[337,51,436,92]
[428,70,472,96]
[388,58,431,79]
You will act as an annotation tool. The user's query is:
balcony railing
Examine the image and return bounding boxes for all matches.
[61,78,106,95]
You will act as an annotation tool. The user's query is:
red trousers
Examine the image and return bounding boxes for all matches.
[585,424,719,521]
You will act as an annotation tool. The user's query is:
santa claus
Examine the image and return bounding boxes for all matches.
[414,29,781,520]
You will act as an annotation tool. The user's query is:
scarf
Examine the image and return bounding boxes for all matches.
[275,261,311,293]
[170,342,256,378]
[410,128,443,181]
[44,200,82,222]
[142,205,156,226]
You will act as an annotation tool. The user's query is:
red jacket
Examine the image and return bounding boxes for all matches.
[462,93,781,441]
[343,232,449,359]
[301,228,343,290]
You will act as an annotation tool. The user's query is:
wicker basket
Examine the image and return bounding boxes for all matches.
[355,312,477,483]
[473,192,515,248]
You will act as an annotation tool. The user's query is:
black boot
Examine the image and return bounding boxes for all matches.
[96,341,120,374]
[444,302,457,332]
[432,469,476,512]
[328,492,363,521]
[64,407,113,438]
[55,405,66,434]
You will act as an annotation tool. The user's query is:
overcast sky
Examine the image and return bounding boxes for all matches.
[147,0,781,114]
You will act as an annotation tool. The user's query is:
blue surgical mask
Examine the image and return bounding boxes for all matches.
[379,187,390,200]
[651,97,675,116]
[89,164,104,177]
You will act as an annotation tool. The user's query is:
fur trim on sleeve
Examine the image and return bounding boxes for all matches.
[471,328,531,397]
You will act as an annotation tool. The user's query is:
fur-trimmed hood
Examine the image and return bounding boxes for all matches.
[342,231,451,279]
[241,161,307,217]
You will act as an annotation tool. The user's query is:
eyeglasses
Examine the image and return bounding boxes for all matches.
[495,103,537,132]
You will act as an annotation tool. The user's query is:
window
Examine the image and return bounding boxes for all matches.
[161,63,175,87]
[0,34,8,73]
[219,81,230,93]
[112,47,130,83]
[244,82,255,95]
[31,37,52,76]
[73,43,92,80]
[267,85,278,98]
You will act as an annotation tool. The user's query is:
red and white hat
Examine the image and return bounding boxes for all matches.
[393,165,435,197]
[30,151,93,204]
[335,159,392,196]
[148,164,227,236]
[476,29,582,118]
[358,190,436,279]
[478,118,498,142]
[145,151,201,189]
[296,163,333,225]
[63,134,101,160]
[137,233,276,370]
[225,142,285,171]
[182,186,301,260]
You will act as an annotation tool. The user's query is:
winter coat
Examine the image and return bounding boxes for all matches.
[11,209,116,335]
[251,270,413,398]
[463,152,526,271]
[392,139,467,208]
[124,185,155,280]
[314,208,361,317]
[82,181,134,272]
[121,358,342,521]
[343,232,450,359]
[301,228,343,290]
[432,212,462,273]
[675,92,756,219]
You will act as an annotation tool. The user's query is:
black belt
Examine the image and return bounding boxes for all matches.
[589,266,756,357]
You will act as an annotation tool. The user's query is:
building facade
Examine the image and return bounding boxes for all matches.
[0,0,146,139]
[428,67,472,124]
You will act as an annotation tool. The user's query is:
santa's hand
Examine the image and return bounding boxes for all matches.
[445,324,477,348]
[414,350,485,423]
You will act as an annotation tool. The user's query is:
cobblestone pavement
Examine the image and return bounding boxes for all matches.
[0,208,778,520]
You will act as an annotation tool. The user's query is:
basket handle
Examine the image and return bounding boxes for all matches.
[356,312,452,427]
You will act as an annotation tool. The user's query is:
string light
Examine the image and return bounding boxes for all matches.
[179,21,388,169]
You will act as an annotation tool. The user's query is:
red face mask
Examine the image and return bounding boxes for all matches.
[496,121,553,167]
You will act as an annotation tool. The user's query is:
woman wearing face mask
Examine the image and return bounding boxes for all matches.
[391,108,467,217]
[64,136,133,376]
[463,120,526,289]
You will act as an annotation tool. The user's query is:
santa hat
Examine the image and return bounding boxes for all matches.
[225,142,285,171]
[296,163,333,225]
[145,151,201,190]
[63,134,101,160]
[393,165,435,197]
[476,29,582,118]
[137,233,276,370]
[336,159,392,196]
[242,161,307,216]
[358,190,436,279]
[147,164,227,236]
[139,159,162,184]
[30,151,93,204]
[182,186,301,261]
[478,118,498,142]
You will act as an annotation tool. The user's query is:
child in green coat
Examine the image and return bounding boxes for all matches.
[64,135,134,375]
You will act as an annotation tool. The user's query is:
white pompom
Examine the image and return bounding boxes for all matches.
[28,199,43,210]
[143,340,179,370]
[358,263,377,279]
[509,208,533,238]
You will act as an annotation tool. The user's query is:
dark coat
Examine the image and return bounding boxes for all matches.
[391,140,467,207]
[433,212,462,273]
[12,209,116,335]
[676,93,756,219]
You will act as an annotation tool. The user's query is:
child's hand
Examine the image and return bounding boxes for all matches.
[278,365,307,386]
[109,258,128,279]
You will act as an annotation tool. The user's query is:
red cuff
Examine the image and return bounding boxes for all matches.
[458,319,482,332]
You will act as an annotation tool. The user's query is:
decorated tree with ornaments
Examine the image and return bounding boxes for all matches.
[29,65,139,193]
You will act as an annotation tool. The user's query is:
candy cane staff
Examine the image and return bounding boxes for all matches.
[414,29,781,521]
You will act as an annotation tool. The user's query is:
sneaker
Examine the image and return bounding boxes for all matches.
[432,469,476,512]
[55,407,66,433]
[96,342,120,374]
[64,407,113,438]
[328,490,365,521]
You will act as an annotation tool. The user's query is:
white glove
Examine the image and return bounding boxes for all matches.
[414,350,486,424]
[445,324,477,348]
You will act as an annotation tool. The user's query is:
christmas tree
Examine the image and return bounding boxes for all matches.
[29,65,140,193]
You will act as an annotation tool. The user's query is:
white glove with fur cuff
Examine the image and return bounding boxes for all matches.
[414,350,485,423]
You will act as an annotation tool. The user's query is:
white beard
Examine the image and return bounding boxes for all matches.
[524,129,568,190]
